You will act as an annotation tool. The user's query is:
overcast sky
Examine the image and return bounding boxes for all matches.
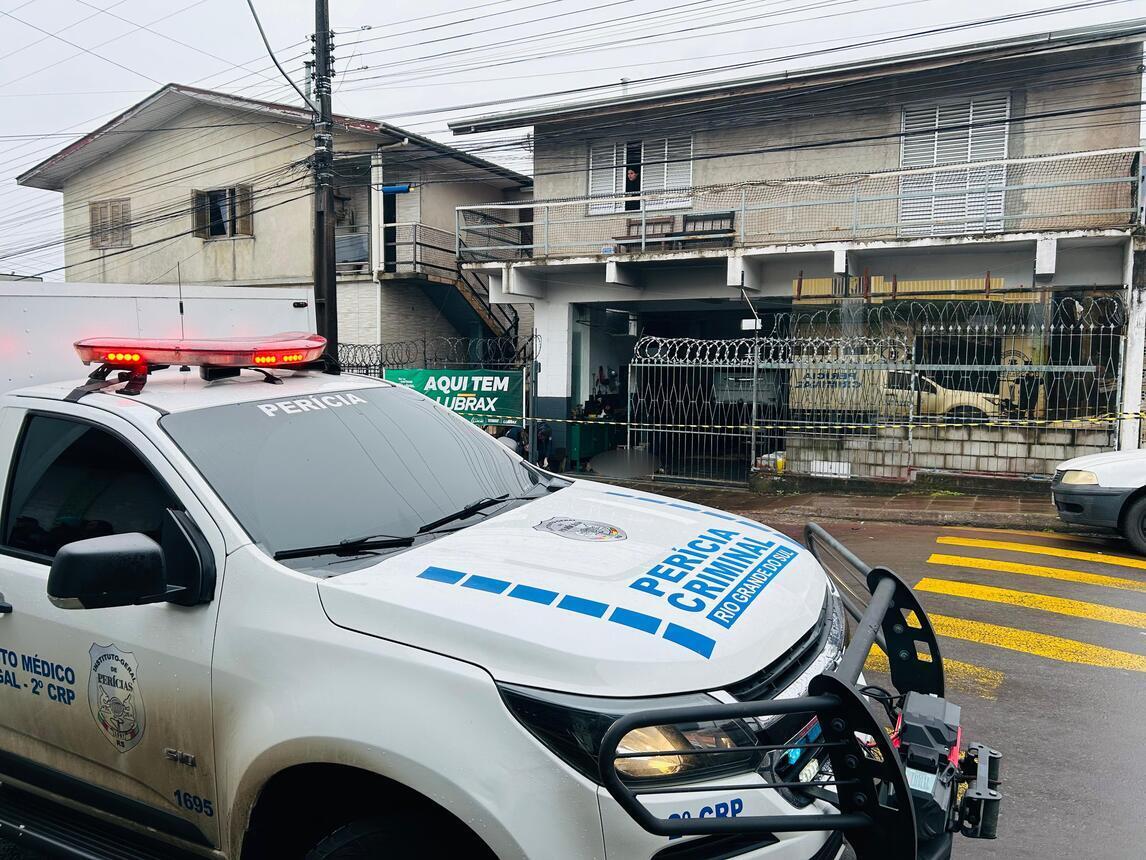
[0,0,1141,277]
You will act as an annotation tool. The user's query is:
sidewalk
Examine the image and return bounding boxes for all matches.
[597,480,1066,531]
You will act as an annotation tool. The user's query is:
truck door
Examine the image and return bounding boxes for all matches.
[882,370,917,416]
[0,405,222,849]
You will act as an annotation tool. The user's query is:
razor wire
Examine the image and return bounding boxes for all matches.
[626,296,1125,483]
[340,333,539,375]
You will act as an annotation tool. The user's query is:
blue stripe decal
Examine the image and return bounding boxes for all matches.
[609,607,661,634]
[415,568,715,658]
[669,502,701,511]
[509,584,559,605]
[557,595,609,618]
[702,510,738,522]
[462,575,511,594]
[419,566,466,584]
[605,490,636,498]
[662,624,717,658]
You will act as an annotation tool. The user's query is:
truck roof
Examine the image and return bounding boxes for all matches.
[7,369,392,414]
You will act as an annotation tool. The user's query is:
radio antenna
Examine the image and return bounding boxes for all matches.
[177,262,185,339]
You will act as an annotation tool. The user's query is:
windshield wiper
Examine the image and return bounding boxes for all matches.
[275,486,558,561]
[273,534,414,561]
[417,494,511,534]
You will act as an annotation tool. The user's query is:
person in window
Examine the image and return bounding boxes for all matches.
[624,166,641,212]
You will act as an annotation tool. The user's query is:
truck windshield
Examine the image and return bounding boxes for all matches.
[160,384,544,563]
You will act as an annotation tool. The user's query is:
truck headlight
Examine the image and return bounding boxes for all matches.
[499,685,759,785]
[1060,470,1099,485]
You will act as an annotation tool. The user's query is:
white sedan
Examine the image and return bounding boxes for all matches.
[1052,451,1146,552]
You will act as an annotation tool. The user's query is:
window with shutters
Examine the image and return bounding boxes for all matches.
[899,95,1009,237]
[587,136,692,214]
[192,185,253,239]
[89,198,131,249]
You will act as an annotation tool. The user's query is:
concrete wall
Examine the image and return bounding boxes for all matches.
[530,43,1142,204]
[420,179,511,237]
[61,101,318,285]
[785,423,1115,482]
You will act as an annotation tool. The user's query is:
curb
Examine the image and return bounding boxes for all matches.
[729,504,1069,531]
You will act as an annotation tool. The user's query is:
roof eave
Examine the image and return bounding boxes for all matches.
[17,83,532,192]
[449,19,1146,135]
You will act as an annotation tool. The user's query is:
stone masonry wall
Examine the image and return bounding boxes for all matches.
[785,424,1115,482]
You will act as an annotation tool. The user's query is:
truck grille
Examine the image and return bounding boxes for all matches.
[725,589,830,702]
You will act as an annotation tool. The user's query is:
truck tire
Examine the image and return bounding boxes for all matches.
[304,813,492,859]
[945,406,986,424]
[1120,495,1146,555]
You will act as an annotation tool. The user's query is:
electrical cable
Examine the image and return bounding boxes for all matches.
[0,7,163,85]
[71,0,284,89]
[243,0,318,113]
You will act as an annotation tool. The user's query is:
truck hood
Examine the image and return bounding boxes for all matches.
[317,481,828,697]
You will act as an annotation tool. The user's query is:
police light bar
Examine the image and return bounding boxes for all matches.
[74,333,326,369]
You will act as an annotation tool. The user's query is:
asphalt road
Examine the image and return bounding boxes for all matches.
[771,520,1146,860]
[3,522,1144,859]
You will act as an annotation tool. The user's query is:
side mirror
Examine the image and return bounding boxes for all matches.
[47,533,181,610]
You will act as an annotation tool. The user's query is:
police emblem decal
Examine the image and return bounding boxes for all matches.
[88,643,146,753]
[534,517,627,542]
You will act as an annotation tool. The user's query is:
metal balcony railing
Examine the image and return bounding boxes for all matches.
[456,148,1143,263]
[335,224,371,274]
[382,222,518,338]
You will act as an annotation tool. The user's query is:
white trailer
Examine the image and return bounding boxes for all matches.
[0,283,315,394]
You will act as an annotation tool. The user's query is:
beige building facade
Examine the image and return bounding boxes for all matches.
[450,22,1146,483]
[19,85,531,346]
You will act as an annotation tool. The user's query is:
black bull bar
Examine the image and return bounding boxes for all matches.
[599,523,1001,860]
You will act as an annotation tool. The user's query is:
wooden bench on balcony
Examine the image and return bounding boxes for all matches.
[611,215,676,252]
[668,211,736,249]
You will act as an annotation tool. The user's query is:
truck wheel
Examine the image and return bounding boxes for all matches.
[304,813,491,859]
[1120,496,1146,555]
[945,406,986,424]
[305,818,414,859]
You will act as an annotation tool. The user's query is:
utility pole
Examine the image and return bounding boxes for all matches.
[312,0,339,368]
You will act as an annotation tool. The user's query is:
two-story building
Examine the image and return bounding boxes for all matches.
[17,84,532,347]
[452,20,1146,484]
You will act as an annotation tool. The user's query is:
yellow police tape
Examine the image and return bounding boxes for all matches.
[468,412,1145,433]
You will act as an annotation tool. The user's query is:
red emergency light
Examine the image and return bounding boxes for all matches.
[74,333,326,369]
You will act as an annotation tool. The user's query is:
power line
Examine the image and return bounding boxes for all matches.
[341,0,1137,95]
[71,0,283,89]
[31,186,315,280]
[244,0,318,112]
[0,0,131,64]
[332,96,1146,189]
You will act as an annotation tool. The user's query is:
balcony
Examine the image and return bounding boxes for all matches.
[456,148,1142,263]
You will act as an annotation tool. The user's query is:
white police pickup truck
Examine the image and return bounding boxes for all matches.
[0,333,1000,860]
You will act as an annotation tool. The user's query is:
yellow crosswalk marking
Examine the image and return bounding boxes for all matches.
[927,552,1146,593]
[916,578,1146,629]
[863,646,1004,700]
[943,526,1111,546]
[939,525,1100,545]
[929,614,1146,672]
[936,535,1146,571]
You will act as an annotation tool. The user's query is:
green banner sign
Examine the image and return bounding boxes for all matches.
[383,368,525,426]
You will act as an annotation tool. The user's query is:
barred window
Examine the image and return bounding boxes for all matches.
[89,198,131,249]
[192,185,253,239]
